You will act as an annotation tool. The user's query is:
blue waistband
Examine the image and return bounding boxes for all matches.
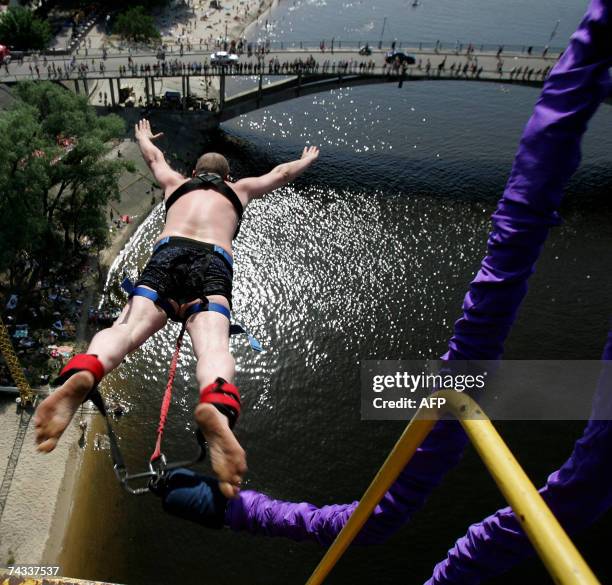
[153,236,233,269]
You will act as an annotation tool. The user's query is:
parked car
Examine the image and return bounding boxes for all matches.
[384,51,416,64]
[210,51,239,66]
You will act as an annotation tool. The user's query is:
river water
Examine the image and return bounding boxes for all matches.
[60,1,612,584]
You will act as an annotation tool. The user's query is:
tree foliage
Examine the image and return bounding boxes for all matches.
[113,6,161,43]
[0,6,52,50]
[0,82,134,293]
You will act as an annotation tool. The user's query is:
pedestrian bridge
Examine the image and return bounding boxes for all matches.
[0,45,564,127]
[81,51,556,128]
[216,66,547,124]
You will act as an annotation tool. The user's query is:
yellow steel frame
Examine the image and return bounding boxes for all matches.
[306,391,600,585]
[0,315,34,406]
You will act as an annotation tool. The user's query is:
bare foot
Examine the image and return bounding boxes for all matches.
[194,403,247,499]
[34,371,95,453]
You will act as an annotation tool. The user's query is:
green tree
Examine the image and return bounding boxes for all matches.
[0,6,52,51]
[0,82,134,294]
[113,6,161,44]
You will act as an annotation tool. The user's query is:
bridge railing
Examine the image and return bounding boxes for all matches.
[35,40,565,60]
[226,40,565,55]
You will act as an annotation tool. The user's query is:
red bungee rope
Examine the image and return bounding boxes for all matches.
[150,323,187,462]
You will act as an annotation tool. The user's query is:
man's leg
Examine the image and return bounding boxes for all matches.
[34,294,167,453]
[185,294,247,499]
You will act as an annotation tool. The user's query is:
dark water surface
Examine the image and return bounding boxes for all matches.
[60,1,612,584]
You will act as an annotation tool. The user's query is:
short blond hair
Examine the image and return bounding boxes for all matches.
[195,152,230,179]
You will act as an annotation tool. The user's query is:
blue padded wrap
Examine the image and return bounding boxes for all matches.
[182,302,208,321]
[133,286,159,303]
[121,278,261,350]
[208,302,231,320]
[150,468,227,529]
[183,302,262,352]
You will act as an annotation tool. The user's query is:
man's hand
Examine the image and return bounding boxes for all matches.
[134,119,183,190]
[135,119,164,142]
[301,145,320,162]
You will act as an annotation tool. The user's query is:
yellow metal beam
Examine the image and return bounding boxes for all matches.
[305,415,436,585]
[0,316,34,406]
[306,391,600,585]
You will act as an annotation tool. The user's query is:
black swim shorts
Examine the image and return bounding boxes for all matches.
[136,237,233,306]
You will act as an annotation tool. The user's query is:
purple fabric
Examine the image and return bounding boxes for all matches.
[426,336,612,585]
[424,1,612,581]
[226,417,467,545]
[445,0,612,362]
[225,0,612,572]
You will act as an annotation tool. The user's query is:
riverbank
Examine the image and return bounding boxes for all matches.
[0,108,204,572]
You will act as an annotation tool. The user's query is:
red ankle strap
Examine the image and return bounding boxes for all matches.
[199,378,241,429]
[54,354,105,387]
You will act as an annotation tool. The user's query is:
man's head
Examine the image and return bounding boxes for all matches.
[194,152,230,179]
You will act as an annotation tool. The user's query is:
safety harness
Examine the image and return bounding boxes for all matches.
[165,171,244,239]
[121,238,261,352]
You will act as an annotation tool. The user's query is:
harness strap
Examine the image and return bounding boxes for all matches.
[121,278,178,321]
[54,354,105,386]
[88,386,130,476]
[164,172,244,239]
[183,301,229,321]
[121,278,262,351]
[183,301,262,352]
[199,377,241,429]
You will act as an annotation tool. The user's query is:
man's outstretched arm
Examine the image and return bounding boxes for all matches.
[135,119,184,191]
[233,146,319,200]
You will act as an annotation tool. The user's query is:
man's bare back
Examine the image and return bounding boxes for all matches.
[161,185,244,253]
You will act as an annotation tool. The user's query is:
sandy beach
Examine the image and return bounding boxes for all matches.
[0,0,273,577]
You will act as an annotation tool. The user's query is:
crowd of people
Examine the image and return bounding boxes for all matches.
[9,50,556,85]
[1,278,87,388]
